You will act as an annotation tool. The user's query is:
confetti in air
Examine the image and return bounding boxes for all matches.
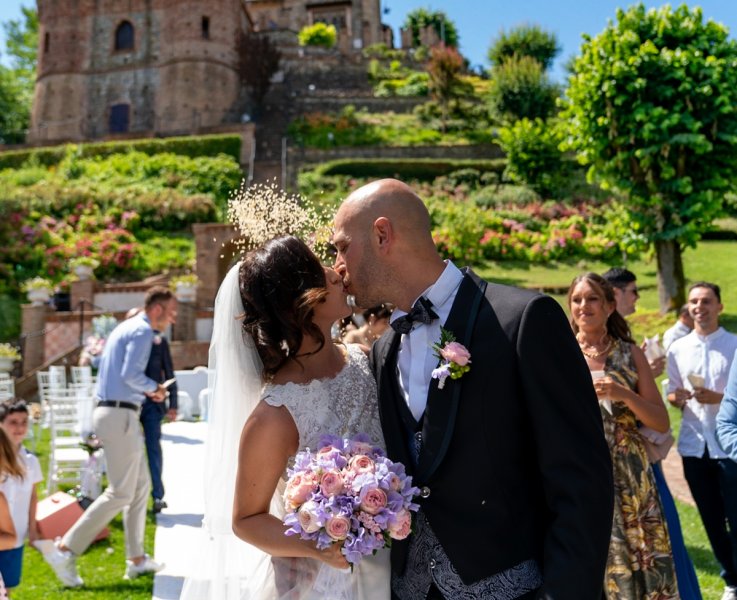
[227,180,332,260]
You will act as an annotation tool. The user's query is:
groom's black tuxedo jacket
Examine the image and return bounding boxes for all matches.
[371,269,614,599]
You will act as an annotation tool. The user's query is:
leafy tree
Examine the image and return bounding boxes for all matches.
[427,44,465,132]
[0,6,38,144]
[239,33,281,110]
[298,23,337,49]
[488,24,560,70]
[487,54,558,122]
[498,118,568,198]
[562,4,737,312]
[0,67,29,144]
[404,8,459,49]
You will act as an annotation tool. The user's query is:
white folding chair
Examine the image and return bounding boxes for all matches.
[0,380,14,401]
[45,388,89,494]
[71,365,94,386]
[48,365,67,387]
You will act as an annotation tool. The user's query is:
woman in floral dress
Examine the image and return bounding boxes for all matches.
[569,273,678,599]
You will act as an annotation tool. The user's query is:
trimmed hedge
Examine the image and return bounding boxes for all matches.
[312,158,507,181]
[0,134,242,170]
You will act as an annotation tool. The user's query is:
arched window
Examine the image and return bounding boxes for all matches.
[114,21,134,51]
[109,104,130,133]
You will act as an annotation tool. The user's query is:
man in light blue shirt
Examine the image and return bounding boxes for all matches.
[717,356,737,461]
[43,287,175,587]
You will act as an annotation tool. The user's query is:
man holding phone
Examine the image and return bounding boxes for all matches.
[141,304,178,515]
[667,282,737,600]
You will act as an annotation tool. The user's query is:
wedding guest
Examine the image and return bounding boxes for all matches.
[42,287,172,587]
[602,269,701,597]
[602,267,666,377]
[663,304,694,350]
[0,427,23,599]
[342,304,392,347]
[667,282,737,600]
[717,356,737,461]
[0,399,42,594]
[568,273,677,598]
[602,267,639,317]
[131,303,179,514]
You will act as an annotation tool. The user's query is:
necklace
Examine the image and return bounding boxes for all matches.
[577,333,612,359]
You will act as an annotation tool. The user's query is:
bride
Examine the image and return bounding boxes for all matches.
[180,235,390,600]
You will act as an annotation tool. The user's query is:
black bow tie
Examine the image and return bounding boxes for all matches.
[391,297,438,334]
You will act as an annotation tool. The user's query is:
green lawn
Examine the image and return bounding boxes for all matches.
[14,426,155,599]
[475,239,737,338]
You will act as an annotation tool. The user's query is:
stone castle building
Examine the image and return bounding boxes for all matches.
[29,0,383,143]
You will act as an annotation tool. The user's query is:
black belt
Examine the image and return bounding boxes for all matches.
[97,400,139,411]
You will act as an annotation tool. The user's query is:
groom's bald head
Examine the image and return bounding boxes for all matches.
[333,179,445,311]
[339,179,432,241]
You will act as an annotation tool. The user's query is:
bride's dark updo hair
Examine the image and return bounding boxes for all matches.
[239,235,328,377]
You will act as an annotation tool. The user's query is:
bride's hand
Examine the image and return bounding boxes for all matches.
[317,543,350,569]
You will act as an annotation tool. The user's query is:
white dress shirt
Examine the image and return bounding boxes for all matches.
[390,261,464,421]
[667,327,737,459]
[662,320,692,350]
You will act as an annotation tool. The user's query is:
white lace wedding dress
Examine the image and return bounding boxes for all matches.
[259,343,390,600]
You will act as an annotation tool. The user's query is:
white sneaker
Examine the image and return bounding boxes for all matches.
[41,541,83,588]
[722,586,737,600]
[124,554,164,580]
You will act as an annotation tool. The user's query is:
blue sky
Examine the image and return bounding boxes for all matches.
[2,1,737,83]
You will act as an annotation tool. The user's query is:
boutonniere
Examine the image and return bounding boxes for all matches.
[153,335,162,345]
[431,328,471,389]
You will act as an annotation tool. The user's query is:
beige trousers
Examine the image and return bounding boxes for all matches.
[63,406,151,558]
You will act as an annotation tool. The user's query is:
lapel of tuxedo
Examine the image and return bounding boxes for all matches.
[375,330,413,473]
[415,270,486,483]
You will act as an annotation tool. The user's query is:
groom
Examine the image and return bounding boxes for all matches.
[333,179,613,599]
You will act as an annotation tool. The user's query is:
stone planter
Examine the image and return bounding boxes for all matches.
[27,287,51,306]
[74,264,95,281]
[0,357,14,373]
[174,283,197,303]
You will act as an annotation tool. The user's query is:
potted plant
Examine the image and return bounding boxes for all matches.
[21,277,53,306]
[169,273,200,303]
[0,343,20,374]
[70,256,100,281]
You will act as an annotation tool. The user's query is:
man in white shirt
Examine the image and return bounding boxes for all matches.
[663,303,694,350]
[667,281,737,600]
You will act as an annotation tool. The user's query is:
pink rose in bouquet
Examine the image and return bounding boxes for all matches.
[359,487,387,515]
[285,472,317,510]
[283,433,419,566]
[298,500,322,533]
[325,515,351,541]
[348,455,375,475]
[320,470,345,497]
[387,508,412,540]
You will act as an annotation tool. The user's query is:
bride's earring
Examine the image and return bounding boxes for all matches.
[280,339,290,356]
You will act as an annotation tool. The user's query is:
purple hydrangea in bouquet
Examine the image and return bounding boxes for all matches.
[283,433,419,589]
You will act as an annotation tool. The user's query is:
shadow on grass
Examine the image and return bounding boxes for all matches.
[161,433,204,445]
[686,544,722,578]
[721,313,737,333]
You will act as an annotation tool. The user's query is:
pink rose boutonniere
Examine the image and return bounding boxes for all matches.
[431,328,471,389]
[153,334,162,345]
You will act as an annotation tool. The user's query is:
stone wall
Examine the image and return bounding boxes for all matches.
[30,0,249,142]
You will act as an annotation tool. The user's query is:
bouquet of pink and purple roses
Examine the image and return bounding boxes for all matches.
[283,433,419,568]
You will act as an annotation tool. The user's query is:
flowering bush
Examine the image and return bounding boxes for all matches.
[21,277,53,292]
[0,343,21,360]
[283,434,419,565]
